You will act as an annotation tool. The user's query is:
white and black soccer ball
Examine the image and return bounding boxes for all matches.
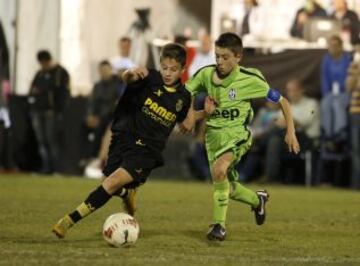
[103,212,139,247]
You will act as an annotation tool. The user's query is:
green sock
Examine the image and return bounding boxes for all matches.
[212,180,230,227]
[229,181,259,208]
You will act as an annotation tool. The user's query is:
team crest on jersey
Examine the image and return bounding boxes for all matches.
[228,89,236,100]
[176,99,183,112]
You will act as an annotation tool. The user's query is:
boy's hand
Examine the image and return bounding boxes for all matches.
[285,130,300,154]
[122,67,149,82]
[204,96,217,115]
[132,67,149,79]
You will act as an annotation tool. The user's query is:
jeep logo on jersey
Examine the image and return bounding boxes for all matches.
[211,108,240,120]
[228,89,236,100]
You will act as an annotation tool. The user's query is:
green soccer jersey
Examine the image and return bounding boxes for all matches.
[186,65,270,130]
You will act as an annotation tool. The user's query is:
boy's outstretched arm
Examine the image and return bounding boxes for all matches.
[121,67,149,84]
[278,97,300,154]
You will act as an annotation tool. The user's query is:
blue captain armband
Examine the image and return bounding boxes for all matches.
[266,88,282,103]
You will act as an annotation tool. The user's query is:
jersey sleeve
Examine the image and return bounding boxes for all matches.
[185,68,207,96]
[121,71,151,101]
[242,69,270,100]
[177,91,192,123]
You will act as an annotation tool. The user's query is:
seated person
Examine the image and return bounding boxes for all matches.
[238,101,279,182]
[264,79,320,182]
[331,0,360,45]
[290,0,327,38]
[85,60,121,160]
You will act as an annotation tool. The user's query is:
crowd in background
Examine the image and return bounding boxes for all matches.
[0,0,359,190]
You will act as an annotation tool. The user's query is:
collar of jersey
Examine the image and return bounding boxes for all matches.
[163,80,181,93]
[213,65,240,87]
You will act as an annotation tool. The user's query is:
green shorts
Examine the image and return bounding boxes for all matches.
[205,128,252,181]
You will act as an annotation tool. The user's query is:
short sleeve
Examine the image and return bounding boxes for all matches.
[244,78,270,100]
[185,68,207,96]
[121,71,151,101]
[177,91,192,123]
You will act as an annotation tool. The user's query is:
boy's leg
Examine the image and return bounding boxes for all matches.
[115,187,137,216]
[52,167,133,238]
[228,165,269,226]
[228,168,259,207]
[207,152,233,241]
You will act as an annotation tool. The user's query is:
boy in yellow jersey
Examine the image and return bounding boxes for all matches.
[180,32,300,241]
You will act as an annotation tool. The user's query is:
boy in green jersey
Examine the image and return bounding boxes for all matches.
[180,32,300,241]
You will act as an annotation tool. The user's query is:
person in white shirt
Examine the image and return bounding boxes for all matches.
[188,34,216,77]
[110,37,136,74]
[278,79,320,139]
[240,0,267,39]
[265,79,320,182]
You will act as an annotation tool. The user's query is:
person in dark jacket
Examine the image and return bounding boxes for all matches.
[290,0,328,38]
[85,60,121,159]
[331,0,360,45]
[28,50,70,174]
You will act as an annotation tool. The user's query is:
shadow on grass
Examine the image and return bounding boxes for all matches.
[139,228,223,247]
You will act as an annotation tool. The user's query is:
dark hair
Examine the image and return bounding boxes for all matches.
[99,60,111,67]
[120,36,131,43]
[37,50,52,62]
[160,43,187,67]
[215,32,243,55]
[174,35,188,46]
[329,35,343,45]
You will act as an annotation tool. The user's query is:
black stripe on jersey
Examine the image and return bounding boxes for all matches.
[192,64,217,78]
[244,106,252,126]
[235,130,251,147]
[239,67,266,82]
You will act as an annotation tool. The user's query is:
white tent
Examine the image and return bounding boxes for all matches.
[0,0,188,96]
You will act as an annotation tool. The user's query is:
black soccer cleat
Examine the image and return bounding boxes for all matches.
[252,190,269,225]
[206,223,226,241]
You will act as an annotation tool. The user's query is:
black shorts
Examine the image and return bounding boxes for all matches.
[103,132,163,189]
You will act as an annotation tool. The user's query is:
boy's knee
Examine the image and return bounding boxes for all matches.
[102,177,122,195]
[212,164,228,182]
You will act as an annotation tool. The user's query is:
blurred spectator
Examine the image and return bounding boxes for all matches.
[345,44,360,189]
[186,93,210,181]
[174,35,196,83]
[240,0,266,38]
[110,37,136,74]
[290,0,327,38]
[28,50,70,174]
[188,34,215,77]
[265,80,320,182]
[320,36,351,143]
[321,35,352,97]
[186,117,210,181]
[0,19,13,170]
[0,20,9,86]
[331,0,360,45]
[128,8,153,67]
[238,101,279,182]
[85,60,120,160]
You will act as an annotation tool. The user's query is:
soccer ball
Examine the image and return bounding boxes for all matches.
[103,212,139,247]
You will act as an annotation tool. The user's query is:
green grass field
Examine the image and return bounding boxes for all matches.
[1,174,360,265]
